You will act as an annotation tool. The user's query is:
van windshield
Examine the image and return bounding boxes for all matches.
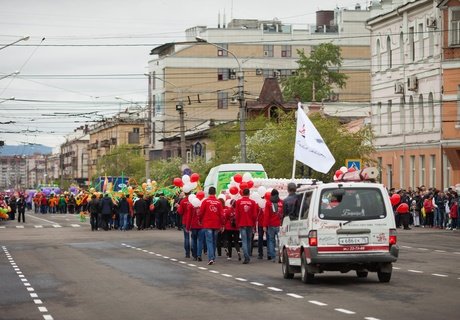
[319,188,387,221]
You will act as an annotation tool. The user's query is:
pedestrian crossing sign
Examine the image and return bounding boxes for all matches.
[346,159,361,171]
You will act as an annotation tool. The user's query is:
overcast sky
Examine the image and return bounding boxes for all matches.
[0,0,365,151]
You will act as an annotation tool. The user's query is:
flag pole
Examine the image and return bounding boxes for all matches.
[291,157,296,180]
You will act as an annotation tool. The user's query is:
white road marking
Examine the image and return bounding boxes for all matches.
[163,256,170,259]
[401,246,412,249]
[35,225,44,228]
[21,279,28,282]
[453,252,460,255]
[393,267,401,270]
[221,274,232,278]
[235,278,247,282]
[364,317,381,320]
[0,226,5,229]
[268,287,283,292]
[18,275,25,278]
[170,258,178,261]
[149,252,155,255]
[187,264,196,267]
[408,270,423,273]
[43,315,54,320]
[71,224,81,228]
[52,225,62,228]
[286,293,303,299]
[38,307,48,312]
[16,226,24,229]
[335,308,356,314]
[34,299,43,304]
[142,250,148,252]
[30,293,38,298]
[209,270,220,274]
[27,287,35,292]
[418,248,429,251]
[250,282,264,286]
[136,248,142,251]
[155,254,162,257]
[432,273,448,277]
[198,267,208,270]
[26,214,56,224]
[179,261,186,264]
[435,250,446,253]
[309,300,327,306]
[24,283,31,286]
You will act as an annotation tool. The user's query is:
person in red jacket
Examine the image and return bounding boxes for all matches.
[186,200,205,261]
[223,200,241,261]
[199,187,224,265]
[263,188,284,261]
[177,192,191,258]
[235,188,258,264]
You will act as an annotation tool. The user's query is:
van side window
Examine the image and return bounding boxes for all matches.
[300,191,313,219]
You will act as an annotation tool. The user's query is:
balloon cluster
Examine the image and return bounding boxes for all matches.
[173,173,200,193]
[333,166,357,181]
[188,191,205,208]
[228,173,254,196]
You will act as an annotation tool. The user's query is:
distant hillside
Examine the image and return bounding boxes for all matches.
[0,144,52,156]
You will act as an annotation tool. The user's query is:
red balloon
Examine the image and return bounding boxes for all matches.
[348,167,356,172]
[247,180,254,188]
[196,191,205,201]
[335,170,342,178]
[390,194,401,206]
[173,177,183,188]
[233,174,243,184]
[190,173,200,183]
[240,182,249,190]
[229,186,239,195]
[396,203,409,213]
[264,191,271,199]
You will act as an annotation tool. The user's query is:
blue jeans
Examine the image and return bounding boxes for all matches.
[191,229,205,259]
[119,213,129,230]
[267,226,279,259]
[240,227,253,261]
[204,229,219,262]
[182,225,190,257]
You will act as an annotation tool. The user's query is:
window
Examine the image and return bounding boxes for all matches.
[428,28,434,57]
[430,155,436,188]
[300,191,312,220]
[377,102,382,133]
[128,128,140,144]
[387,164,393,189]
[217,43,228,56]
[400,32,404,65]
[443,154,451,188]
[281,45,292,57]
[387,100,392,134]
[419,155,426,186]
[155,93,165,116]
[457,85,460,126]
[263,45,274,57]
[217,68,229,81]
[409,27,415,62]
[387,36,392,69]
[418,23,424,60]
[400,97,405,133]
[410,155,415,189]
[376,39,381,71]
[377,157,383,183]
[450,9,460,46]
[409,96,415,132]
[428,92,434,130]
[319,188,387,221]
[217,91,228,109]
[400,155,405,189]
[151,72,156,90]
[419,94,424,130]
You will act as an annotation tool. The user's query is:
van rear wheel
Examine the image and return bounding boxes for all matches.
[300,251,315,284]
[377,263,392,283]
[282,248,294,279]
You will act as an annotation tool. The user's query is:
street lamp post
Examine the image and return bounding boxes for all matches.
[0,36,30,51]
[195,36,246,163]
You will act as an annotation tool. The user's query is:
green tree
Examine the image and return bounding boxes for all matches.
[282,43,348,102]
[95,145,145,180]
[150,157,214,187]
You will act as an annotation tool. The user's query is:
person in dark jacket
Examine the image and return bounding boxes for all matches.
[155,193,170,230]
[16,195,26,223]
[134,194,148,230]
[88,194,100,231]
[118,194,130,231]
[99,193,113,231]
[8,195,17,221]
[283,183,300,219]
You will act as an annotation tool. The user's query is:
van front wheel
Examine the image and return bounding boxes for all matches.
[300,251,315,284]
[282,248,294,279]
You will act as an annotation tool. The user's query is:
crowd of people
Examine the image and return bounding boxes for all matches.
[390,185,459,230]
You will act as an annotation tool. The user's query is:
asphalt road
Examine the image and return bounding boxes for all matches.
[1,212,459,320]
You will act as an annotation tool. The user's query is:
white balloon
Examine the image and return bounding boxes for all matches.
[340,166,348,173]
[258,199,266,209]
[257,186,266,197]
[225,199,232,207]
[191,198,201,208]
[182,175,191,183]
[218,194,226,200]
[183,184,193,193]
[229,181,238,187]
[188,194,196,202]
[243,172,252,182]
[190,182,198,189]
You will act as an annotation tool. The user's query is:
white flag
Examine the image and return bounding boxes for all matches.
[294,103,335,174]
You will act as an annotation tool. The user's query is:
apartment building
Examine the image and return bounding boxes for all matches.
[147,6,372,160]
[0,156,26,190]
[60,126,90,186]
[438,0,460,185]
[367,0,448,189]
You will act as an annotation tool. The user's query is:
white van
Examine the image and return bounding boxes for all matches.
[279,175,399,283]
[203,163,268,195]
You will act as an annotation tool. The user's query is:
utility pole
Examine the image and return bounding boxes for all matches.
[176,103,186,163]
[146,73,153,179]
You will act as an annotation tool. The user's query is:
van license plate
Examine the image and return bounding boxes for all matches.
[339,237,368,245]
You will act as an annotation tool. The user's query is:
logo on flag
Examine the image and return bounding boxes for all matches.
[294,103,336,174]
